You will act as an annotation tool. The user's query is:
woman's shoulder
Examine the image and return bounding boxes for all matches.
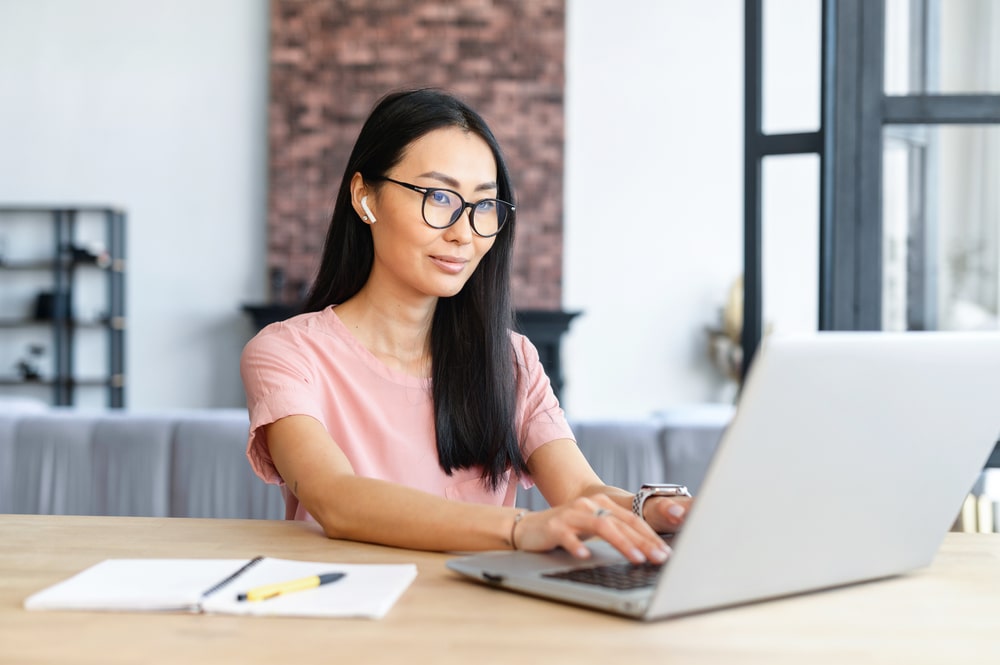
[254,307,340,339]
[243,307,343,356]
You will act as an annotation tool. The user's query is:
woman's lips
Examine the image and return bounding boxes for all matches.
[429,255,469,274]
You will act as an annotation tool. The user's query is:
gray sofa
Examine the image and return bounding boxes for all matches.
[0,401,733,519]
[0,405,285,519]
[518,405,734,509]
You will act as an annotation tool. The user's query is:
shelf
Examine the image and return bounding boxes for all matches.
[0,206,126,407]
[0,204,126,214]
[0,377,118,387]
[0,259,112,271]
[0,319,117,329]
[0,259,57,270]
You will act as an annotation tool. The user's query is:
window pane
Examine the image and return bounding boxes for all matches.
[762,154,820,334]
[883,125,1000,331]
[762,0,821,134]
[884,0,916,95]
[885,0,1000,94]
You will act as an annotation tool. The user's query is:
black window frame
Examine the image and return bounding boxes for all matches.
[743,0,1000,467]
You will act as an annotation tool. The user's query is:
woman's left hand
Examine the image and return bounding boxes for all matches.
[641,495,694,534]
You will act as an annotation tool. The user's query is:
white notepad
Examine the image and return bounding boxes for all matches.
[24,556,418,619]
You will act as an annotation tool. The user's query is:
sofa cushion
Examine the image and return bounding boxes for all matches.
[170,410,283,520]
[92,415,175,517]
[11,413,99,515]
[656,404,734,495]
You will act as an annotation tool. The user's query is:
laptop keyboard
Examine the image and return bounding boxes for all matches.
[543,562,663,591]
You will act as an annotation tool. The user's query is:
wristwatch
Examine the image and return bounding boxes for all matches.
[632,483,691,520]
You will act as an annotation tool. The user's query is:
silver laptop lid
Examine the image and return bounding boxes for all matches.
[646,331,1000,619]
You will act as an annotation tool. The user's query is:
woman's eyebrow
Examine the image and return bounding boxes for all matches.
[418,171,498,192]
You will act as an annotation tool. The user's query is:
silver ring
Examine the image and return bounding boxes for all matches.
[594,508,612,518]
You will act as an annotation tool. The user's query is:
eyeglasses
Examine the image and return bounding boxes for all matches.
[371,176,514,238]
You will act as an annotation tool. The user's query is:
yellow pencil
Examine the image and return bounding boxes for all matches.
[237,572,345,602]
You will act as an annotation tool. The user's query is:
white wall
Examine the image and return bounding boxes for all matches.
[562,1,745,419]
[0,0,269,409]
[1,1,815,415]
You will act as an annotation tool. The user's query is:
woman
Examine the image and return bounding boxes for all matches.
[241,89,687,563]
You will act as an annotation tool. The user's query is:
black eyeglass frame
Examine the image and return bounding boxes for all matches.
[369,175,514,238]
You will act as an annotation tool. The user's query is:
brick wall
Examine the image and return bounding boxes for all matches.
[267,0,565,309]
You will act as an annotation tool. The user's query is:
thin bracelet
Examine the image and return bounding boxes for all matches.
[509,511,527,550]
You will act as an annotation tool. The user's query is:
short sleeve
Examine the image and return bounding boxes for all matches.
[240,323,328,484]
[512,332,575,464]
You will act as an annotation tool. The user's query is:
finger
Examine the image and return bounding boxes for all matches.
[515,504,594,558]
[656,498,691,526]
[591,495,662,541]
[543,498,637,561]
[550,497,670,563]
[561,531,592,560]
[541,510,594,559]
[646,497,691,532]
[587,498,670,564]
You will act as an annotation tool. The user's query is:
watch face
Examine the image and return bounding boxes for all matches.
[642,484,690,496]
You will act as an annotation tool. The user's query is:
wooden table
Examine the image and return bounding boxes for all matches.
[1,514,999,664]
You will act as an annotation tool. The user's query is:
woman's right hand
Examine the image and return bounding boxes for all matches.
[513,495,670,565]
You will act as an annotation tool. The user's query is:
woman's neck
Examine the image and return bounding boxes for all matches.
[335,290,435,378]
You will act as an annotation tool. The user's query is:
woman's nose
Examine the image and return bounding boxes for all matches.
[445,205,475,242]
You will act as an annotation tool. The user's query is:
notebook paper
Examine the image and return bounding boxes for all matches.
[24,557,417,619]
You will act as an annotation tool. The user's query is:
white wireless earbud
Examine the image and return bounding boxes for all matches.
[360,196,376,223]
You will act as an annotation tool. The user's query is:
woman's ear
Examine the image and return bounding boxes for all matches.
[350,173,375,224]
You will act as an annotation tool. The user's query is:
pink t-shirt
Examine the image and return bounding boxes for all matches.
[240,306,574,520]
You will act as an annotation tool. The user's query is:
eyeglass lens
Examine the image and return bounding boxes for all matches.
[422,189,511,236]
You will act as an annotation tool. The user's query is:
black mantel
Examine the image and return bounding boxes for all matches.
[243,304,580,403]
[242,303,301,329]
[513,309,580,403]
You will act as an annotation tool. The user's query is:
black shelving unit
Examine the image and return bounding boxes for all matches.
[0,206,126,407]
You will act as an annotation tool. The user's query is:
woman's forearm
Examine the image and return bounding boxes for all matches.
[298,473,520,552]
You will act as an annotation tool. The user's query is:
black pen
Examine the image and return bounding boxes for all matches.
[237,572,346,602]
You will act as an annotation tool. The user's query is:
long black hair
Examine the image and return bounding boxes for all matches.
[303,89,526,490]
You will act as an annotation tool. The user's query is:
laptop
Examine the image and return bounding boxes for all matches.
[447,331,1000,620]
